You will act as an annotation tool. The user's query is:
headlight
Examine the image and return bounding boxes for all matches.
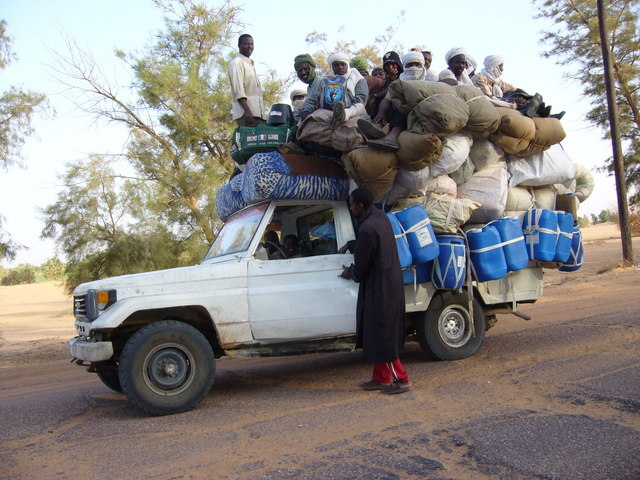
[75,289,117,321]
[96,289,117,311]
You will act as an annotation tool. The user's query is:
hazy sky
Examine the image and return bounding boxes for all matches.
[0,0,618,267]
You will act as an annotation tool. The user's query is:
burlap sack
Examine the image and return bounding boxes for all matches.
[396,131,443,171]
[505,186,533,212]
[514,117,566,157]
[423,193,480,233]
[455,85,501,137]
[408,94,469,136]
[342,147,399,201]
[390,195,428,212]
[296,109,366,152]
[388,80,455,113]
[531,186,556,210]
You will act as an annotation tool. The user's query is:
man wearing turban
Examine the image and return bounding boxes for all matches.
[438,47,474,86]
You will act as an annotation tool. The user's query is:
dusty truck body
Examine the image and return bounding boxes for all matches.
[68,199,543,415]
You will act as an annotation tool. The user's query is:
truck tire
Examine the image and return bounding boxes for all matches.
[417,291,486,361]
[96,365,123,393]
[118,320,215,415]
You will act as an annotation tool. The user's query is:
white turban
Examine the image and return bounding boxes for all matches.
[481,55,507,97]
[289,89,307,102]
[484,55,504,70]
[327,53,350,67]
[402,51,425,67]
[445,47,467,65]
[466,54,477,74]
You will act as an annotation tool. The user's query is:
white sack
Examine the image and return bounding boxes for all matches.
[458,161,509,223]
[507,143,576,187]
[430,132,473,177]
[469,138,504,170]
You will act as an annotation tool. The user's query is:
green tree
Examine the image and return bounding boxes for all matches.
[0,20,48,260]
[304,12,406,75]
[536,0,640,206]
[41,155,206,291]
[44,0,287,288]
[40,257,65,280]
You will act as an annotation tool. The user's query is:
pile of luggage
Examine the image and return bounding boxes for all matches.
[216,80,594,281]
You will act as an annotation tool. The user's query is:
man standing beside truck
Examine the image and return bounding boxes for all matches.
[339,188,412,395]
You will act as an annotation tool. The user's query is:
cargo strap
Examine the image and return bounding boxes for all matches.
[469,235,525,254]
[403,216,432,234]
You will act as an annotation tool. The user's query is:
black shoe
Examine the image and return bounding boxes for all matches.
[538,105,552,117]
[357,118,386,140]
[550,111,566,120]
[524,93,543,117]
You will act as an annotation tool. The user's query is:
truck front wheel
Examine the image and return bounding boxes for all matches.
[118,320,215,415]
[95,364,123,393]
[417,291,485,360]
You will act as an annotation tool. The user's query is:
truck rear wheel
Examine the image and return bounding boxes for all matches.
[417,291,485,360]
[118,320,215,415]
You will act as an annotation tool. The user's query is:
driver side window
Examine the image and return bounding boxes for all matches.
[259,205,338,260]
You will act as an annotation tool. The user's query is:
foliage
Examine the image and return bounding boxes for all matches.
[44,0,287,289]
[1,263,36,286]
[535,0,640,206]
[303,12,406,76]
[577,214,591,228]
[590,208,618,224]
[40,257,65,280]
[41,155,206,292]
[0,20,48,260]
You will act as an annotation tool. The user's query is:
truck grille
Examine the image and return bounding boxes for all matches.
[74,290,100,321]
[74,293,88,318]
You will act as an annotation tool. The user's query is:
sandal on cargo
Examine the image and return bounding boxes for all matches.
[357,119,386,140]
[367,138,400,152]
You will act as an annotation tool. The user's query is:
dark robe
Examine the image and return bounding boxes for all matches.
[350,206,405,363]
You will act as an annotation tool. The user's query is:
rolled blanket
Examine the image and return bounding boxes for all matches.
[455,85,501,137]
[342,147,399,202]
[396,131,443,171]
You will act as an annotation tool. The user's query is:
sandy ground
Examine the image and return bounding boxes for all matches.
[0,222,630,369]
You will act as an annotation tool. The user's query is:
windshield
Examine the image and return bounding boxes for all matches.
[203,203,268,260]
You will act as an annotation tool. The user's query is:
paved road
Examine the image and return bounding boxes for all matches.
[1,241,639,480]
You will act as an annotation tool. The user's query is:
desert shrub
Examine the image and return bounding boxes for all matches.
[1,264,36,286]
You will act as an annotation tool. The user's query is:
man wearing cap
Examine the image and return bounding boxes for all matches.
[227,34,266,127]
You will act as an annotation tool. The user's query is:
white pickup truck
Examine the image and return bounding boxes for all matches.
[68,199,543,415]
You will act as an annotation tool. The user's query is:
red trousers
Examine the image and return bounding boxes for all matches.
[372,359,409,384]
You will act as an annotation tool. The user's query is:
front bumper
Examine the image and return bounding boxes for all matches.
[68,336,114,362]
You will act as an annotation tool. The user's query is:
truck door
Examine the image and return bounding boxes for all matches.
[247,203,358,342]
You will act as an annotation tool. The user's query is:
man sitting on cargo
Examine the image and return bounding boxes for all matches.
[438,47,474,86]
[473,55,565,119]
[297,53,369,129]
